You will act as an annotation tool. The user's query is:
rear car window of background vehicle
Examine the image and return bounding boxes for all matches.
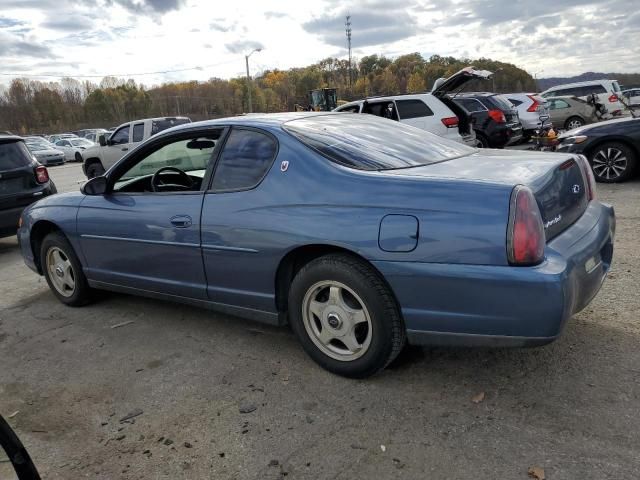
[151,118,191,136]
[285,114,472,171]
[132,123,144,143]
[211,129,277,191]
[396,99,434,119]
[455,98,485,112]
[489,95,516,110]
[508,98,523,106]
[0,141,32,169]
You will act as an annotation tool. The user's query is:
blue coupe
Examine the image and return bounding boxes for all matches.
[18,113,615,378]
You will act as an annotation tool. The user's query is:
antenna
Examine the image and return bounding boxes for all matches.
[345,15,352,90]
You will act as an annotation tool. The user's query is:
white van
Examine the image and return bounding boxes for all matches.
[540,79,625,115]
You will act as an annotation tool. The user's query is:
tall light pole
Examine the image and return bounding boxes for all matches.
[245,48,262,113]
[533,70,544,92]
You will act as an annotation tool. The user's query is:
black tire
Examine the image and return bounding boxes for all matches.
[75,151,83,163]
[40,232,92,306]
[588,141,637,183]
[475,134,489,148]
[288,254,406,378]
[86,162,105,179]
[564,116,584,131]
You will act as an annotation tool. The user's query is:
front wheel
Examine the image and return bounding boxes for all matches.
[86,162,105,179]
[475,134,489,148]
[589,142,637,183]
[288,254,405,378]
[41,232,92,306]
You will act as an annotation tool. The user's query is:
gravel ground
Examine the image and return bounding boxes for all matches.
[0,162,638,479]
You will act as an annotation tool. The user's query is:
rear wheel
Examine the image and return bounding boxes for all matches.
[589,142,637,183]
[565,116,584,131]
[288,254,405,378]
[86,161,105,179]
[41,232,92,306]
[475,134,489,148]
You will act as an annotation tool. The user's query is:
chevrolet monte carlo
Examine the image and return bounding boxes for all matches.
[18,113,615,378]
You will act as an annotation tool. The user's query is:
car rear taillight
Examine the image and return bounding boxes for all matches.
[577,155,596,201]
[507,185,545,266]
[35,165,49,184]
[488,109,506,123]
[441,116,459,128]
[608,94,618,103]
[526,95,540,112]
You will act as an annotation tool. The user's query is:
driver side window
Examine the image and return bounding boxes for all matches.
[113,132,221,193]
[111,126,130,145]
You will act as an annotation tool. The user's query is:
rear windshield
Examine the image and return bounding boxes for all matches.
[490,95,516,111]
[151,118,191,136]
[612,81,621,92]
[284,114,473,171]
[0,141,32,169]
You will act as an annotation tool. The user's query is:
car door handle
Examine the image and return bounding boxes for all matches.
[170,215,192,228]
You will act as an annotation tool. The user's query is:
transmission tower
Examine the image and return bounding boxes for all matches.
[345,15,352,89]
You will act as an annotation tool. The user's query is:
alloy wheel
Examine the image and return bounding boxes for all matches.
[46,247,76,297]
[592,147,627,180]
[301,280,372,361]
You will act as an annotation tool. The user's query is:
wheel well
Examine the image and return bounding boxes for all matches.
[84,157,102,166]
[274,244,390,314]
[30,220,61,274]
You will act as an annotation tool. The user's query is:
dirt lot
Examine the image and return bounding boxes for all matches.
[1,163,639,479]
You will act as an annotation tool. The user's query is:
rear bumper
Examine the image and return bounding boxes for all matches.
[0,185,55,237]
[373,201,615,347]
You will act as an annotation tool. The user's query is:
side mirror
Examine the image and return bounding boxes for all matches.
[81,176,108,195]
[0,414,40,479]
[98,135,107,147]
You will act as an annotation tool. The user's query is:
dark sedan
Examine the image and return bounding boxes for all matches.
[17,113,614,378]
[557,116,640,182]
[0,135,57,237]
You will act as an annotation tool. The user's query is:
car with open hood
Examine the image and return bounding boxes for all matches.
[18,113,614,378]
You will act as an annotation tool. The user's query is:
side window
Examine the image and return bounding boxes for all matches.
[395,99,434,119]
[132,123,144,143]
[555,100,570,109]
[211,129,277,191]
[509,99,523,106]
[338,105,360,113]
[113,133,220,192]
[111,126,130,145]
[457,98,485,112]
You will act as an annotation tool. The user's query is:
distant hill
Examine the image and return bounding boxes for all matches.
[538,72,640,91]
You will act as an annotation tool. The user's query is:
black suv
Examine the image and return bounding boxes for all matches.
[0,135,57,237]
[452,93,523,148]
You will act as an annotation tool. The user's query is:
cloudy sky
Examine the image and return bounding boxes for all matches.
[0,0,638,87]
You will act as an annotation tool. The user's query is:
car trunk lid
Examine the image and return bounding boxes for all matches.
[384,150,589,240]
[431,67,493,98]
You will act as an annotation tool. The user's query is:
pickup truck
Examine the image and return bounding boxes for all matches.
[82,116,191,178]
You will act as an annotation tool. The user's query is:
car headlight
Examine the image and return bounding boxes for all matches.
[560,135,588,144]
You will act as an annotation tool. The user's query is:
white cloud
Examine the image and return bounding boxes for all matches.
[0,0,638,88]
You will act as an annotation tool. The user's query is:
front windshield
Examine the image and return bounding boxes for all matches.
[27,142,50,151]
[71,139,92,146]
[284,114,473,171]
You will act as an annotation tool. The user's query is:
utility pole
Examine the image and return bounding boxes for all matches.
[245,48,262,113]
[345,15,352,90]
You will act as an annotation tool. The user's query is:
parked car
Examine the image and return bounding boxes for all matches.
[0,134,57,237]
[334,67,489,147]
[54,137,95,162]
[622,88,640,107]
[18,113,614,378]
[545,96,599,131]
[505,93,551,139]
[48,133,78,144]
[453,93,523,147]
[556,116,640,182]
[540,79,625,116]
[82,116,191,178]
[83,129,110,143]
[25,140,65,166]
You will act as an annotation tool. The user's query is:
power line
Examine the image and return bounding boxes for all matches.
[0,60,238,79]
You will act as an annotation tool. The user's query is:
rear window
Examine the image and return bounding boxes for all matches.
[490,95,516,111]
[396,99,434,119]
[0,141,32,170]
[612,81,621,92]
[284,114,473,171]
[151,118,191,136]
[508,98,523,106]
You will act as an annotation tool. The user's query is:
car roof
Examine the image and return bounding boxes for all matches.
[168,112,337,131]
[0,134,24,144]
[453,92,500,98]
[542,79,617,92]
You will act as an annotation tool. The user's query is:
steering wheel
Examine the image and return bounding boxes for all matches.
[151,166,193,192]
